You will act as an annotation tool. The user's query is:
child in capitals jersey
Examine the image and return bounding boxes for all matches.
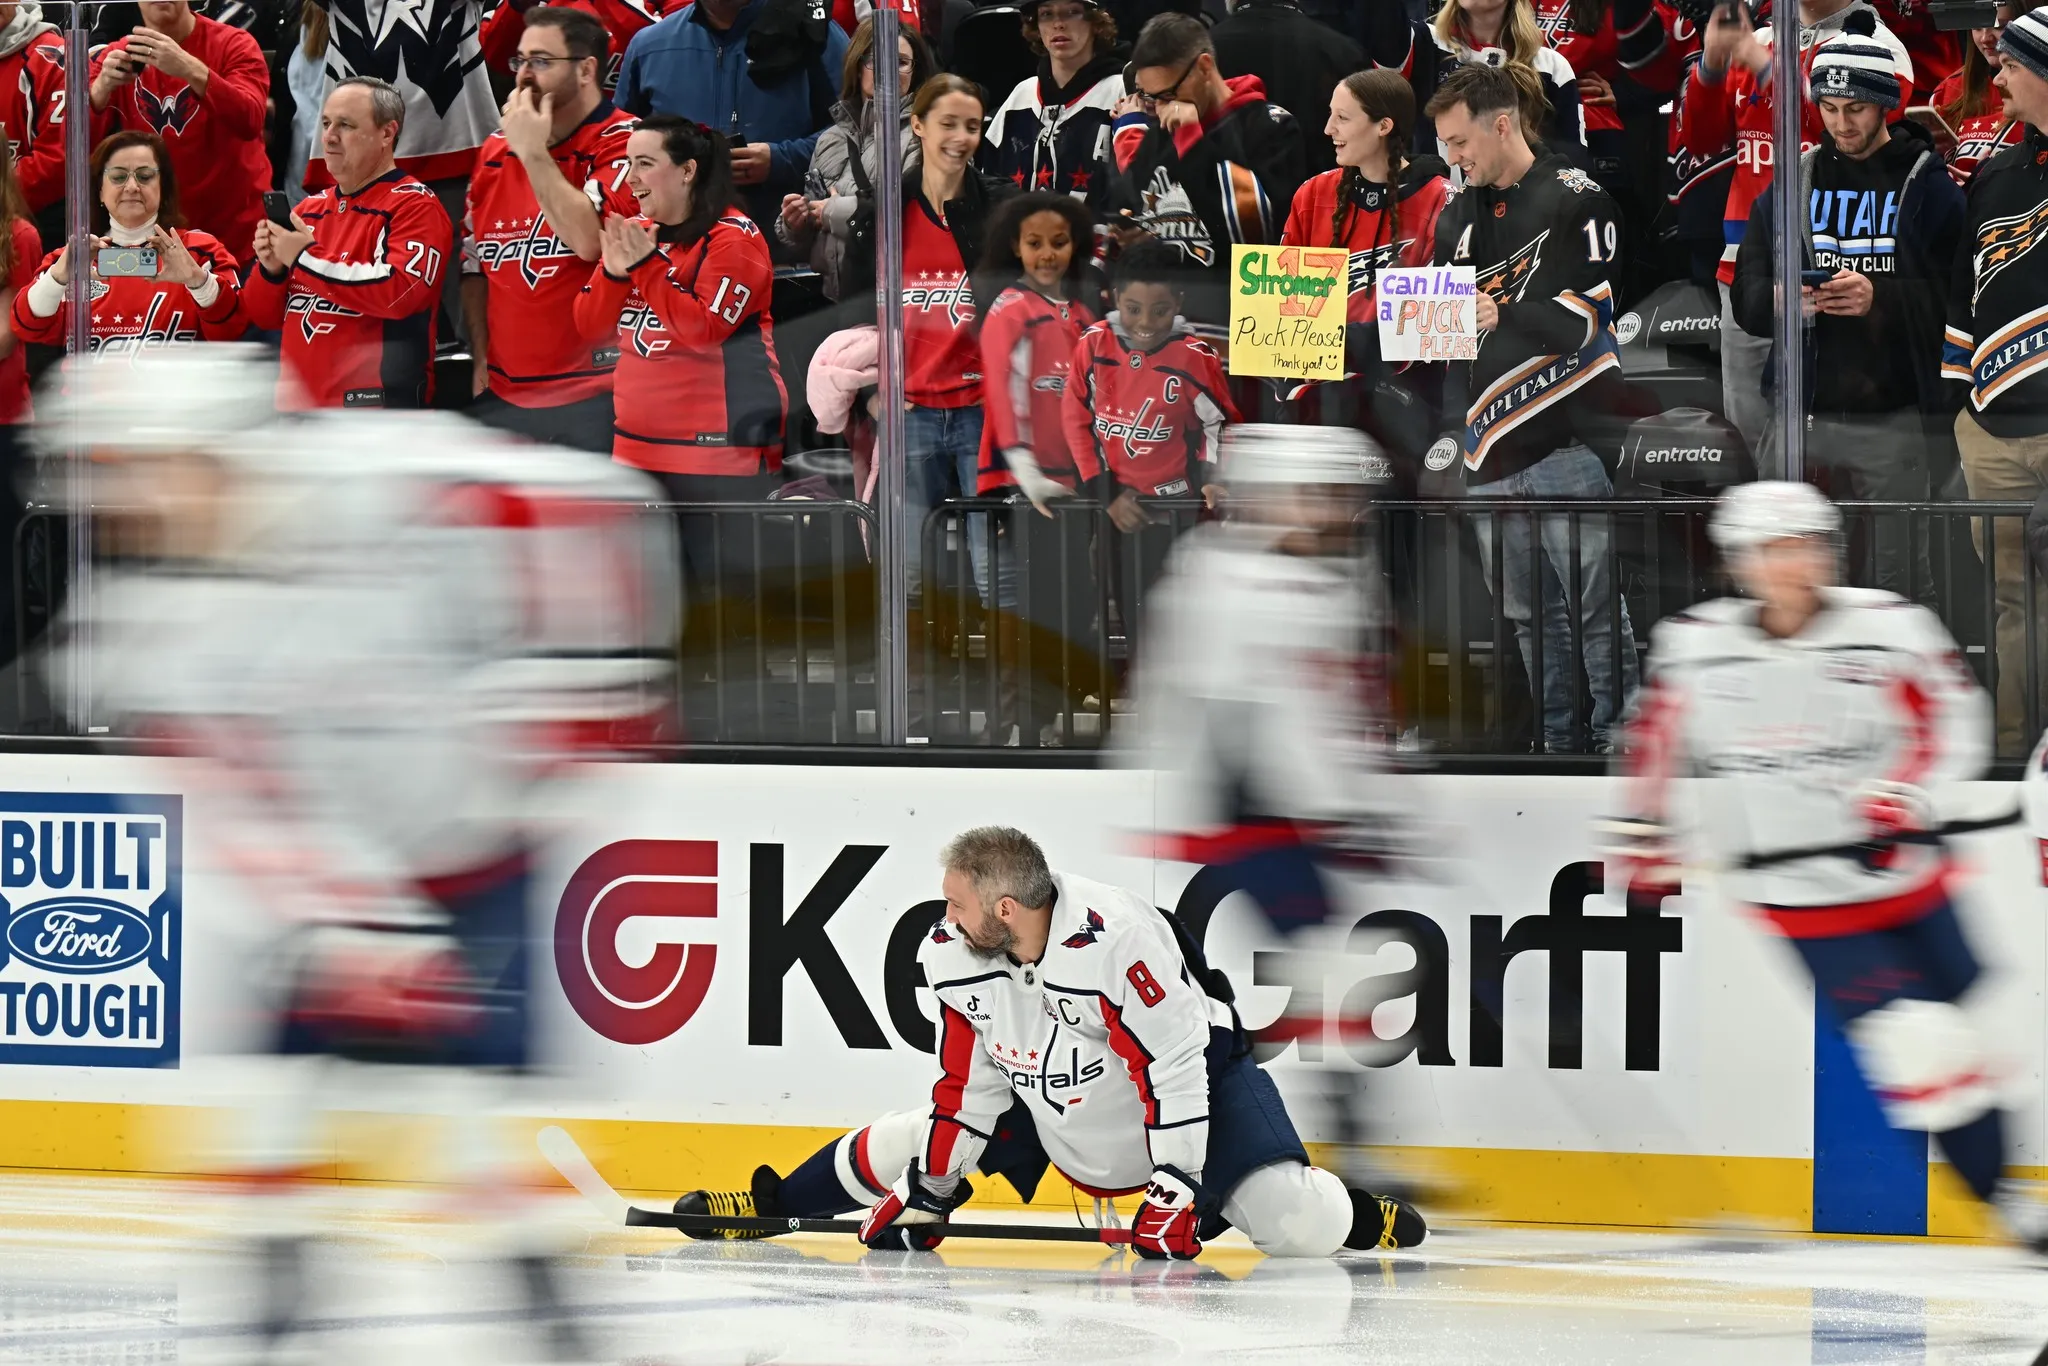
[1062,241,1238,637]
[974,191,1102,746]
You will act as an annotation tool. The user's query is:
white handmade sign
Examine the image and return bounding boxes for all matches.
[1377,265,1480,362]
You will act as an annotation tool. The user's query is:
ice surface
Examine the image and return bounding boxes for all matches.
[3,1173,2048,1365]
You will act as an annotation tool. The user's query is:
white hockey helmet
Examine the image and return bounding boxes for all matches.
[31,343,287,461]
[1220,424,1392,487]
[1708,479,1841,555]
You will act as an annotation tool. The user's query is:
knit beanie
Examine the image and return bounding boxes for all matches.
[1807,9,1901,110]
[2002,4,2048,84]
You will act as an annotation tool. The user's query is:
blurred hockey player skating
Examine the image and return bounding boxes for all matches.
[35,345,678,1359]
[1603,480,2046,1247]
[666,828,1424,1260]
[1110,422,1423,1178]
[1118,424,1398,952]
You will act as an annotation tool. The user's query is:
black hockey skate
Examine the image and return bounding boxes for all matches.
[1345,1189,1427,1251]
[673,1164,782,1240]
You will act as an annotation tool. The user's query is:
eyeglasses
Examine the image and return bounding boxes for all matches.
[1136,57,1196,111]
[102,167,159,186]
[509,54,584,72]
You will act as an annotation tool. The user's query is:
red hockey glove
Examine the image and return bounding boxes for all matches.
[859,1161,969,1251]
[1132,1166,1204,1261]
[1858,780,1931,841]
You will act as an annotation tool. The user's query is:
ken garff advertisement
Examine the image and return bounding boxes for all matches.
[0,793,181,1067]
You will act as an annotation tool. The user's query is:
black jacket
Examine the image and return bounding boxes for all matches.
[1210,0,1366,178]
[1434,152,1628,484]
[1103,78,1306,327]
[1946,124,2048,439]
[1733,119,1964,419]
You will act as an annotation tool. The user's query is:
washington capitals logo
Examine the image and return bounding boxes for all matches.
[286,291,361,342]
[1093,398,1174,454]
[1349,240,1400,299]
[135,82,201,136]
[1475,231,1546,305]
[1972,200,2048,309]
[930,921,954,945]
[1060,910,1105,949]
[92,292,198,354]
[904,274,974,328]
[617,297,671,358]
[472,216,580,290]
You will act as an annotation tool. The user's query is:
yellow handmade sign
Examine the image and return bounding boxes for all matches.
[1226,244,1349,380]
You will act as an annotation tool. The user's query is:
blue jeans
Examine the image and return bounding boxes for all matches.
[903,403,1016,608]
[1468,445,1639,751]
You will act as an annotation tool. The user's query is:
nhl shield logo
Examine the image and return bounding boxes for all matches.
[0,794,181,1067]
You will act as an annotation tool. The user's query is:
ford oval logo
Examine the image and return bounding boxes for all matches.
[4,897,152,974]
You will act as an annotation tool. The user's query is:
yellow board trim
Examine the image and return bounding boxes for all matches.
[0,1098,2012,1239]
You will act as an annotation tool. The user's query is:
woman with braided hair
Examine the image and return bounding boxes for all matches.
[1276,70,1449,456]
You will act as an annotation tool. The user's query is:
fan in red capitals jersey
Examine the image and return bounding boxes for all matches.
[88,0,271,265]
[1063,243,1237,522]
[973,192,1102,746]
[463,7,637,451]
[0,147,37,429]
[479,0,663,94]
[14,131,246,352]
[0,6,67,217]
[571,116,784,491]
[1533,0,1685,184]
[1932,5,2022,187]
[1278,71,1450,445]
[247,78,453,410]
[974,193,1098,509]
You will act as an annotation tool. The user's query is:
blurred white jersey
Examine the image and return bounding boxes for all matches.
[1120,522,1389,857]
[59,411,676,914]
[1614,589,1989,915]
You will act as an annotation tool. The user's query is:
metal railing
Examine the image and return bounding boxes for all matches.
[8,495,2042,759]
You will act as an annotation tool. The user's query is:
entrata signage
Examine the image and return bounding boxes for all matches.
[554,841,1685,1072]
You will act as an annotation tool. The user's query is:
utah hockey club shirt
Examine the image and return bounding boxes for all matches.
[463,101,638,408]
[243,168,454,409]
[916,870,1227,1194]
[1062,313,1237,496]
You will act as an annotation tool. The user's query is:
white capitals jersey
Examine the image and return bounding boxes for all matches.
[916,871,1232,1194]
[1119,522,1389,858]
[1615,588,1988,916]
[60,411,676,918]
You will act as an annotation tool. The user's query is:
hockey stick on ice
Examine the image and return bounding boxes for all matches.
[534,1125,1135,1245]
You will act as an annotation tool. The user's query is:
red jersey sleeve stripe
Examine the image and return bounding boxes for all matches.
[925,1004,980,1171]
[1099,998,1160,1127]
[1886,675,1937,788]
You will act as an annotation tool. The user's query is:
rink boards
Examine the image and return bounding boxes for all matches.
[0,751,2037,1240]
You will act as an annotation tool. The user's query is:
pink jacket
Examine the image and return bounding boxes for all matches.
[808,325,878,436]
